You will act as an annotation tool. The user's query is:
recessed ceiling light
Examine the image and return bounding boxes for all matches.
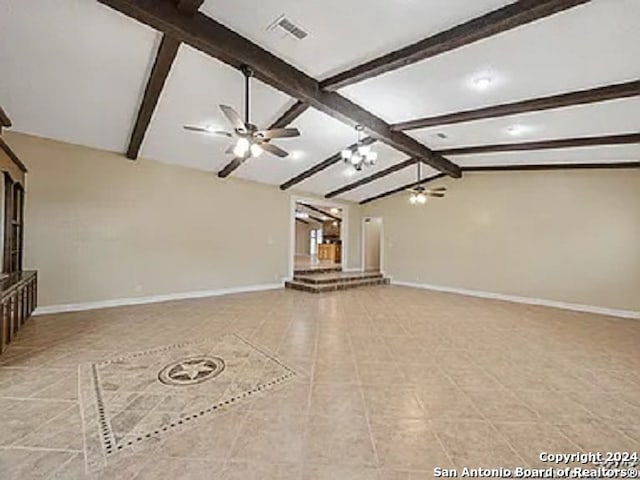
[330,207,339,214]
[507,124,528,136]
[471,75,493,91]
[290,150,304,160]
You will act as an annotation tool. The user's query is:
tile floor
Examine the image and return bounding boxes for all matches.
[0,285,639,479]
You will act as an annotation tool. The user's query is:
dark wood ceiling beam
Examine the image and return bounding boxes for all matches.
[295,218,309,225]
[360,173,447,205]
[97,0,461,177]
[437,132,640,156]
[125,0,204,160]
[217,101,308,178]
[280,138,376,190]
[176,0,203,13]
[126,34,180,159]
[325,157,417,198]
[299,202,341,221]
[393,80,640,131]
[320,0,590,91]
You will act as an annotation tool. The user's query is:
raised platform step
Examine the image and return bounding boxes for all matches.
[294,271,383,285]
[293,265,342,275]
[285,270,390,294]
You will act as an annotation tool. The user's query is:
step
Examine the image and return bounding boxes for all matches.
[293,266,342,275]
[285,277,390,294]
[293,271,383,285]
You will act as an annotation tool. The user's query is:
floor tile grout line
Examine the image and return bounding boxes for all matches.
[217,299,297,476]
[431,358,530,468]
[298,297,322,479]
[347,292,384,470]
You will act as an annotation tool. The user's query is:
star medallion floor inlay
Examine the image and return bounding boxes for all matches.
[78,333,296,473]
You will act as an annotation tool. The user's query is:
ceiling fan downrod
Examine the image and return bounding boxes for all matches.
[240,64,253,126]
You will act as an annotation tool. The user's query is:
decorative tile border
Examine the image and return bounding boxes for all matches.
[79,334,296,473]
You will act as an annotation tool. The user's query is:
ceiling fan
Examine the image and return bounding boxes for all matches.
[183,64,300,159]
[406,161,447,204]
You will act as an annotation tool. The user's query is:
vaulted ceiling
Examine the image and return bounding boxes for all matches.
[1,0,639,204]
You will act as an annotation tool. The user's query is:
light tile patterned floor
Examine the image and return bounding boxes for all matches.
[0,285,639,479]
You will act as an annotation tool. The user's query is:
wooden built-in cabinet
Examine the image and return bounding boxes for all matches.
[0,125,36,356]
[317,243,341,263]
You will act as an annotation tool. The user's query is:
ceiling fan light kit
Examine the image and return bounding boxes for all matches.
[184,64,300,162]
[407,161,447,205]
[341,125,378,171]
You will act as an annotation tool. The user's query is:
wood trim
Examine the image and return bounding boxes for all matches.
[126,34,181,160]
[280,138,377,191]
[97,0,461,177]
[325,158,416,198]
[0,107,11,128]
[462,162,640,172]
[359,173,447,205]
[0,138,27,184]
[295,218,309,225]
[217,101,308,178]
[393,80,640,131]
[299,202,341,221]
[320,0,590,91]
[437,132,640,156]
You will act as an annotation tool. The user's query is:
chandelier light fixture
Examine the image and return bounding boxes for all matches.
[341,125,378,171]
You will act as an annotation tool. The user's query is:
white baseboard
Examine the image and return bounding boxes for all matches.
[393,280,640,320]
[34,282,284,315]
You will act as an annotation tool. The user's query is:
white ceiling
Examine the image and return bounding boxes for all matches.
[340,163,441,203]
[411,98,640,149]
[199,0,511,79]
[140,44,292,173]
[451,145,640,168]
[0,0,160,153]
[2,0,639,205]
[235,108,355,185]
[291,142,408,197]
[340,0,640,123]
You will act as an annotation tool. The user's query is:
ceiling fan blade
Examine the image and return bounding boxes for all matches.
[427,186,447,192]
[255,127,300,140]
[427,192,446,198]
[260,142,289,158]
[219,105,246,132]
[183,125,232,137]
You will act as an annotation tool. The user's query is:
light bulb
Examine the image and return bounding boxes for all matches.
[417,193,427,204]
[233,138,250,157]
[472,75,493,91]
[250,143,263,157]
[358,145,371,155]
[341,149,352,160]
[330,208,339,214]
[409,194,417,204]
[350,153,361,166]
[367,151,378,162]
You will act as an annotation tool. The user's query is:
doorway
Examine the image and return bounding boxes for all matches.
[292,199,344,273]
[362,217,383,272]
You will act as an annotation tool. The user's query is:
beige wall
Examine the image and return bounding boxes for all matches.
[295,221,312,255]
[364,169,640,312]
[8,132,361,307]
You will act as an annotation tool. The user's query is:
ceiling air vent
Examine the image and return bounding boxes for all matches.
[267,14,309,40]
